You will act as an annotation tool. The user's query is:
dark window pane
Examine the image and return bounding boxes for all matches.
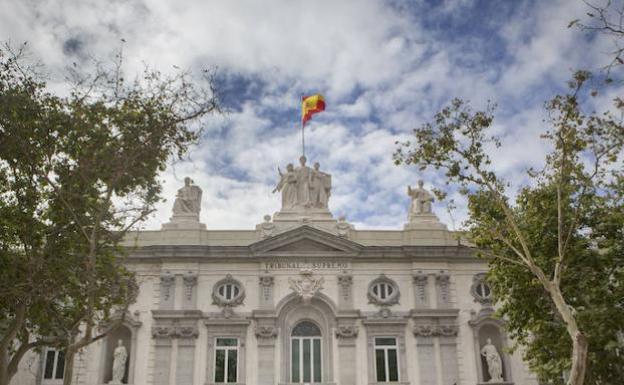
[380,284,386,299]
[373,285,378,295]
[388,349,399,381]
[226,284,232,299]
[313,339,321,382]
[227,349,237,382]
[234,286,239,296]
[218,285,224,296]
[55,351,65,379]
[44,350,55,379]
[375,349,386,382]
[215,349,225,382]
[387,285,393,296]
[484,284,491,297]
[216,338,237,347]
[375,337,396,346]
[292,321,321,336]
[303,339,311,382]
[292,339,300,382]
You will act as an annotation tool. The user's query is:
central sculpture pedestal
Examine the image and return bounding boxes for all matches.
[161,213,206,230]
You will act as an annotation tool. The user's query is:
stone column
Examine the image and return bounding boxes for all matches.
[413,324,438,385]
[151,325,174,385]
[175,324,198,385]
[335,324,358,385]
[439,325,460,385]
[255,322,278,385]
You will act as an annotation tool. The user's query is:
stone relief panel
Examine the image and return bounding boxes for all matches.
[337,271,353,308]
[182,272,197,309]
[413,271,430,308]
[288,268,324,303]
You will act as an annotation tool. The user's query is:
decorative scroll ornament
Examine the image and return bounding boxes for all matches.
[160,272,175,301]
[152,326,175,339]
[335,325,359,339]
[255,325,278,339]
[288,268,324,304]
[212,274,245,307]
[412,324,459,337]
[176,325,199,339]
[183,272,197,301]
[413,324,436,337]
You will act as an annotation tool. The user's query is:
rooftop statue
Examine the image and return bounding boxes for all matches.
[172,177,202,217]
[273,157,332,211]
[407,180,434,215]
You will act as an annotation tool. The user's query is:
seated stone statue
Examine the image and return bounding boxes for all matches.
[172,177,202,217]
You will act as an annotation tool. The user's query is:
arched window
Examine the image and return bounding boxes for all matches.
[291,321,322,383]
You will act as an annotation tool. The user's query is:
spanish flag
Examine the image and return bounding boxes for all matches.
[301,94,325,126]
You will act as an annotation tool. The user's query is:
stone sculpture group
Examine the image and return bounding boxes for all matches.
[273,156,332,210]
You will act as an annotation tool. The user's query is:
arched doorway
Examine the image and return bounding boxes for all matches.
[290,321,322,383]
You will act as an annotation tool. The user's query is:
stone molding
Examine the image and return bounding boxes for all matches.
[435,270,451,306]
[413,323,459,337]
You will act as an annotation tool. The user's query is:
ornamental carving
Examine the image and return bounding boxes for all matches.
[255,325,278,339]
[367,274,400,307]
[160,272,175,301]
[436,271,451,304]
[413,324,436,337]
[413,271,429,303]
[335,325,358,339]
[152,326,175,339]
[176,325,199,339]
[412,324,459,337]
[288,268,324,304]
[212,274,245,307]
[183,272,197,301]
[470,273,493,306]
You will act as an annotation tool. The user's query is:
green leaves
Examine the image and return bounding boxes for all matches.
[0,43,220,384]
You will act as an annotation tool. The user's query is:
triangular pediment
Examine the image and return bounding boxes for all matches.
[249,225,363,256]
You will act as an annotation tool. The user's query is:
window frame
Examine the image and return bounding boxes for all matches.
[367,275,400,306]
[374,337,400,383]
[213,337,239,383]
[290,335,322,383]
[41,348,65,384]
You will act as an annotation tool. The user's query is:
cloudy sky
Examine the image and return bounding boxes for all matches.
[1,0,619,230]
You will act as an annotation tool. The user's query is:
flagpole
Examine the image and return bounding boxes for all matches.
[301,94,305,157]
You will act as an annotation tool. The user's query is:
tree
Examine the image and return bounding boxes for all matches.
[394,71,624,385]
[0,43,220,385]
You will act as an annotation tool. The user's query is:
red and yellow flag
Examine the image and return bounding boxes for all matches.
[301,94,325,126]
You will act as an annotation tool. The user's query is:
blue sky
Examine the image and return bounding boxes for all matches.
[1,0,619,230]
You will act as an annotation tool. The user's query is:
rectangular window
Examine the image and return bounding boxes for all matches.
[291,337,322,383]
[214,338,238,383]
[374,337,399,382]
[42,349,65,382]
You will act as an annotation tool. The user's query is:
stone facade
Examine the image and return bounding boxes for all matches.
[16,176,539,385]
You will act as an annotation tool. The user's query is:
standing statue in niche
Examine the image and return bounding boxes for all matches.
[273,163,297,209]
[480,338,504,382]
[310,162,331,208]
[172,177,202,216]
[407,180,434,215]
[109,340,128,384]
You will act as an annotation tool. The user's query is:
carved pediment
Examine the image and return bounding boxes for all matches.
[250,225,363,256]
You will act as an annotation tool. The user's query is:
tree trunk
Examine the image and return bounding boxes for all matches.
[548,282,588,385]
[62,348,76,385]
[0,349,9,385]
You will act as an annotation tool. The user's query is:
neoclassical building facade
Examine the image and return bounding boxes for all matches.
[15,163,538,385]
